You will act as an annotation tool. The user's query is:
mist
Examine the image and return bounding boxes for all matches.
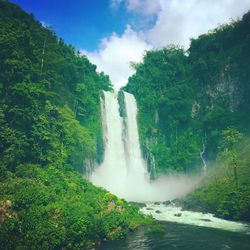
[126,174,202,202]
[91,171,202,202]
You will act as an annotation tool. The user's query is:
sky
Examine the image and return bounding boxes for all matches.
[11,0,250,89]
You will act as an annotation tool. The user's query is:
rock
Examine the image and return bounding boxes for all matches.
[154,202,161,205]
[163,200,171,206]
[174,213,182,217]
[171,199,182,207]
[146,207,154,210]
[155,210,161,214]
[200,219,211,222]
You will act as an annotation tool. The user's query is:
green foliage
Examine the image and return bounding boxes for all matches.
[124,12,250,175]
[0,0,112,173]
[124,12,250,220]
[184,134,250,221]
[0,2,150,249]
[124,46,199,173]
[0,165,149,249]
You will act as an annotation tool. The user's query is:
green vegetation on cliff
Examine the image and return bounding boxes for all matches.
[124,12,250,220]
[0,1,150,249]
[0,0,112,174]
[184,129,250,221]
[124,11,250,175]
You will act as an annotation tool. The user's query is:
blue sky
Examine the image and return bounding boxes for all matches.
[10,0,130,51]
[10,0,250,89]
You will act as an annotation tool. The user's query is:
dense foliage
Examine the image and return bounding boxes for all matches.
[0,0,112,175]
[124,12,250,220]
[184,130,250,221]
[0,1,150,249]
[0,165,150,249]
[124,11,250,175]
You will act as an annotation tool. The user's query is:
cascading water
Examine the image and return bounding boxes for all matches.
[89,91,127,196]
[90,90,149,200]
[123,92,149,183]
[90,90,199,201]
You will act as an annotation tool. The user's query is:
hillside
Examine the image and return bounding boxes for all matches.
[0,1,151,249]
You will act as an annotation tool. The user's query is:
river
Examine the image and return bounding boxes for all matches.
[97,221,250,250]
[97,203,250,250]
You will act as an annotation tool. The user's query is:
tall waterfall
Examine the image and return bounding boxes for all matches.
[123,92,148,182]
[90,91,148,200]
[90,91,199,202]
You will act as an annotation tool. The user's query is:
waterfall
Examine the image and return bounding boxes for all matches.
[90,90,149,200]
[90,91,127,196]
[123,92,149,181]
[90,90,200,202]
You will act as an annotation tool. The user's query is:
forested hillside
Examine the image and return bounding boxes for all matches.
[124,11,250,175]
[124,11,250,220]
[0,0,112,173]
[0,1,150,249]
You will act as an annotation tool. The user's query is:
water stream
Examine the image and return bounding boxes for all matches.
[97,221,250,250]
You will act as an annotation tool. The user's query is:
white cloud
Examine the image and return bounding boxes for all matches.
[110,0,124,10]
[110,0,161,15]
[89,0,250,89]
[82,26,152,90]
[147,0,250,48]
[126,0,161,16]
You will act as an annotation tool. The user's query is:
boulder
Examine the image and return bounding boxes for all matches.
[174,213,182,217]
[171,198,182,207]
[163,200,171,206]
[154,202,161,205]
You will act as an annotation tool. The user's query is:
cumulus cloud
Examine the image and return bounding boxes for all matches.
[86,0,250,88]
[110,0,124,10]
[82,26,151,90]
[147,0,250,48]
[126,0,161,16]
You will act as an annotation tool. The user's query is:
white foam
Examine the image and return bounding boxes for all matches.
[141,203,249,232]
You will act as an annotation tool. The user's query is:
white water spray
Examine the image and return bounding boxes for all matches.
[90,91,199,201]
